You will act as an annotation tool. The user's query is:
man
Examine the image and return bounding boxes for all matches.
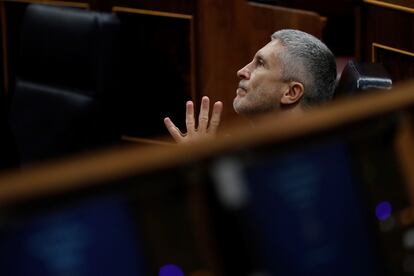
[164,29,337,143]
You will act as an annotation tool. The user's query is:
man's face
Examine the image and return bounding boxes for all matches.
[233,40,289,116]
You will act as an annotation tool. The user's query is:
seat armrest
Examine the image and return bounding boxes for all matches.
[335,61,392,98]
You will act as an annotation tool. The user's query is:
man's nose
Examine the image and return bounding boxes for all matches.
[237,64,250,80]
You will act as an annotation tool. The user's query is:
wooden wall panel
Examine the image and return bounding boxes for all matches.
[362,0,414,82]
[102,0,194,14]
[364,0,414,11]
[372,43,414,82]
[113,7,195,137]
[253,0,358,57]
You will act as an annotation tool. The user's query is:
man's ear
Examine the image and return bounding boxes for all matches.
[280,82,304,105]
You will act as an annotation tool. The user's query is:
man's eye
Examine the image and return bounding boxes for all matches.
[257,59,264,66]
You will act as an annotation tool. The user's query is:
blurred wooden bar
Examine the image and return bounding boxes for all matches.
[1,80,414,204]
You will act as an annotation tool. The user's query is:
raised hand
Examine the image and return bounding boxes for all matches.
[164,96,223,143]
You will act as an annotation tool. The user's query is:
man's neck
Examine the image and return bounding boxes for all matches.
[282,105,306,117]
[246,105,306,124]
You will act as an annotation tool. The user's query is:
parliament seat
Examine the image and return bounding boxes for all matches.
[9,4,121,164]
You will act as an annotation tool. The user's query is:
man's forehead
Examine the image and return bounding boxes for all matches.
[256,40,283,60]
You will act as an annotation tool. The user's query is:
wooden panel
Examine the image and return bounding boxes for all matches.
[253,0,358,56]
[361,2,414,82]
[113,6,194,137]
[253,0,356,15]
[102,0,195,14]
[364,0,414,12]
[372,43,414,81]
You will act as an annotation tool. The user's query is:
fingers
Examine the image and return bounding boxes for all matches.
[208,101,223,134]
[198,96,210,133]
[164,117,183,142]
[166,97,223,144]
[186,101,196,135]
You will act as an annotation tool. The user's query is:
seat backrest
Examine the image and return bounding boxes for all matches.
[334,60,392,98]
[9,4,121,164]
[18,4,120,98]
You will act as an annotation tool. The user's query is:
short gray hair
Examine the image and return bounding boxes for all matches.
[271,29,337,108]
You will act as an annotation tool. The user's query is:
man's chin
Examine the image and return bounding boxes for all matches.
[233,98,248,115]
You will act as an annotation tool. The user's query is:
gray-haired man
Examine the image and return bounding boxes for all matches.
[164,29,337,143]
